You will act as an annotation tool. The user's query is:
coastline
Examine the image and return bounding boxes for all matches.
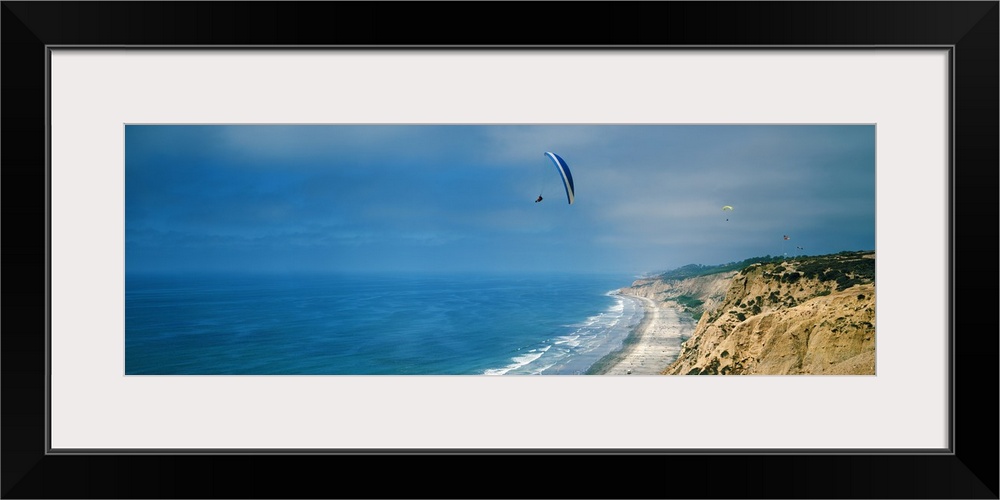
[586,292,696,375]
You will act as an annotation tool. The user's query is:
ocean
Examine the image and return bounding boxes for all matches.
[125,272,644,375]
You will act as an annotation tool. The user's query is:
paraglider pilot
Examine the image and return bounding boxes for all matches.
[535,195,543,203]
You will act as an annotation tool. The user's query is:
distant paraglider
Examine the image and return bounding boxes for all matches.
[722,205,733,221]
[537,152,575,205]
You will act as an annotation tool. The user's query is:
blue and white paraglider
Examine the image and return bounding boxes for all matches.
[536,152,575,205]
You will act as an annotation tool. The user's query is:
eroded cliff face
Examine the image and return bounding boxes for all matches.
[626,252,876,375]
[623,271,737,322]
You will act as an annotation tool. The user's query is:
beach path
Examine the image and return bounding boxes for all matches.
[602,294,695,375]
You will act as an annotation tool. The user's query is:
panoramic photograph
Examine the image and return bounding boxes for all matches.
[125,124,876,375]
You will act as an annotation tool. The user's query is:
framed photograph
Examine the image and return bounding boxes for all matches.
[3,2,996,498]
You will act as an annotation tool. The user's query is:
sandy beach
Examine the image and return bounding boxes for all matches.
[587,293,697,375]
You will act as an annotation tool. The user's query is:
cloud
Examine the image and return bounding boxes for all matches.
[126,124,875,274]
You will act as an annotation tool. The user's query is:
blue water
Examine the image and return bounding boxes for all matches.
[125,273,644,375]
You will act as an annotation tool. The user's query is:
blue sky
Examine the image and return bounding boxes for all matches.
[125,124,875,275]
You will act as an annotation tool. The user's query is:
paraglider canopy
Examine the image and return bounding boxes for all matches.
[544,152,575,204]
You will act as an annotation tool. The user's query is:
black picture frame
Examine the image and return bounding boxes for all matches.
[3,2,997,498]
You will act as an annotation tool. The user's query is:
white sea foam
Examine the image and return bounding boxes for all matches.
[513,350,545,365]
[533,362,559,375]
[554,334,581,347]
[568,298,625,329]
[484,285,646,375]
[483,345,551,375]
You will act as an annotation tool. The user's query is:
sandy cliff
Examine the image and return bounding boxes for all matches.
[625,271,737,322]
[622,251,876,375]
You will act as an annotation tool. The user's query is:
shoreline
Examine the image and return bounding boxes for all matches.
[586,292,696,375]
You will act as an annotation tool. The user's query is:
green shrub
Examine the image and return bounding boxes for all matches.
[781,272,802,284]
[675,294,704,309]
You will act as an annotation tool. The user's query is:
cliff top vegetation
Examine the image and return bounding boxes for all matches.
[655,250,875,286]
